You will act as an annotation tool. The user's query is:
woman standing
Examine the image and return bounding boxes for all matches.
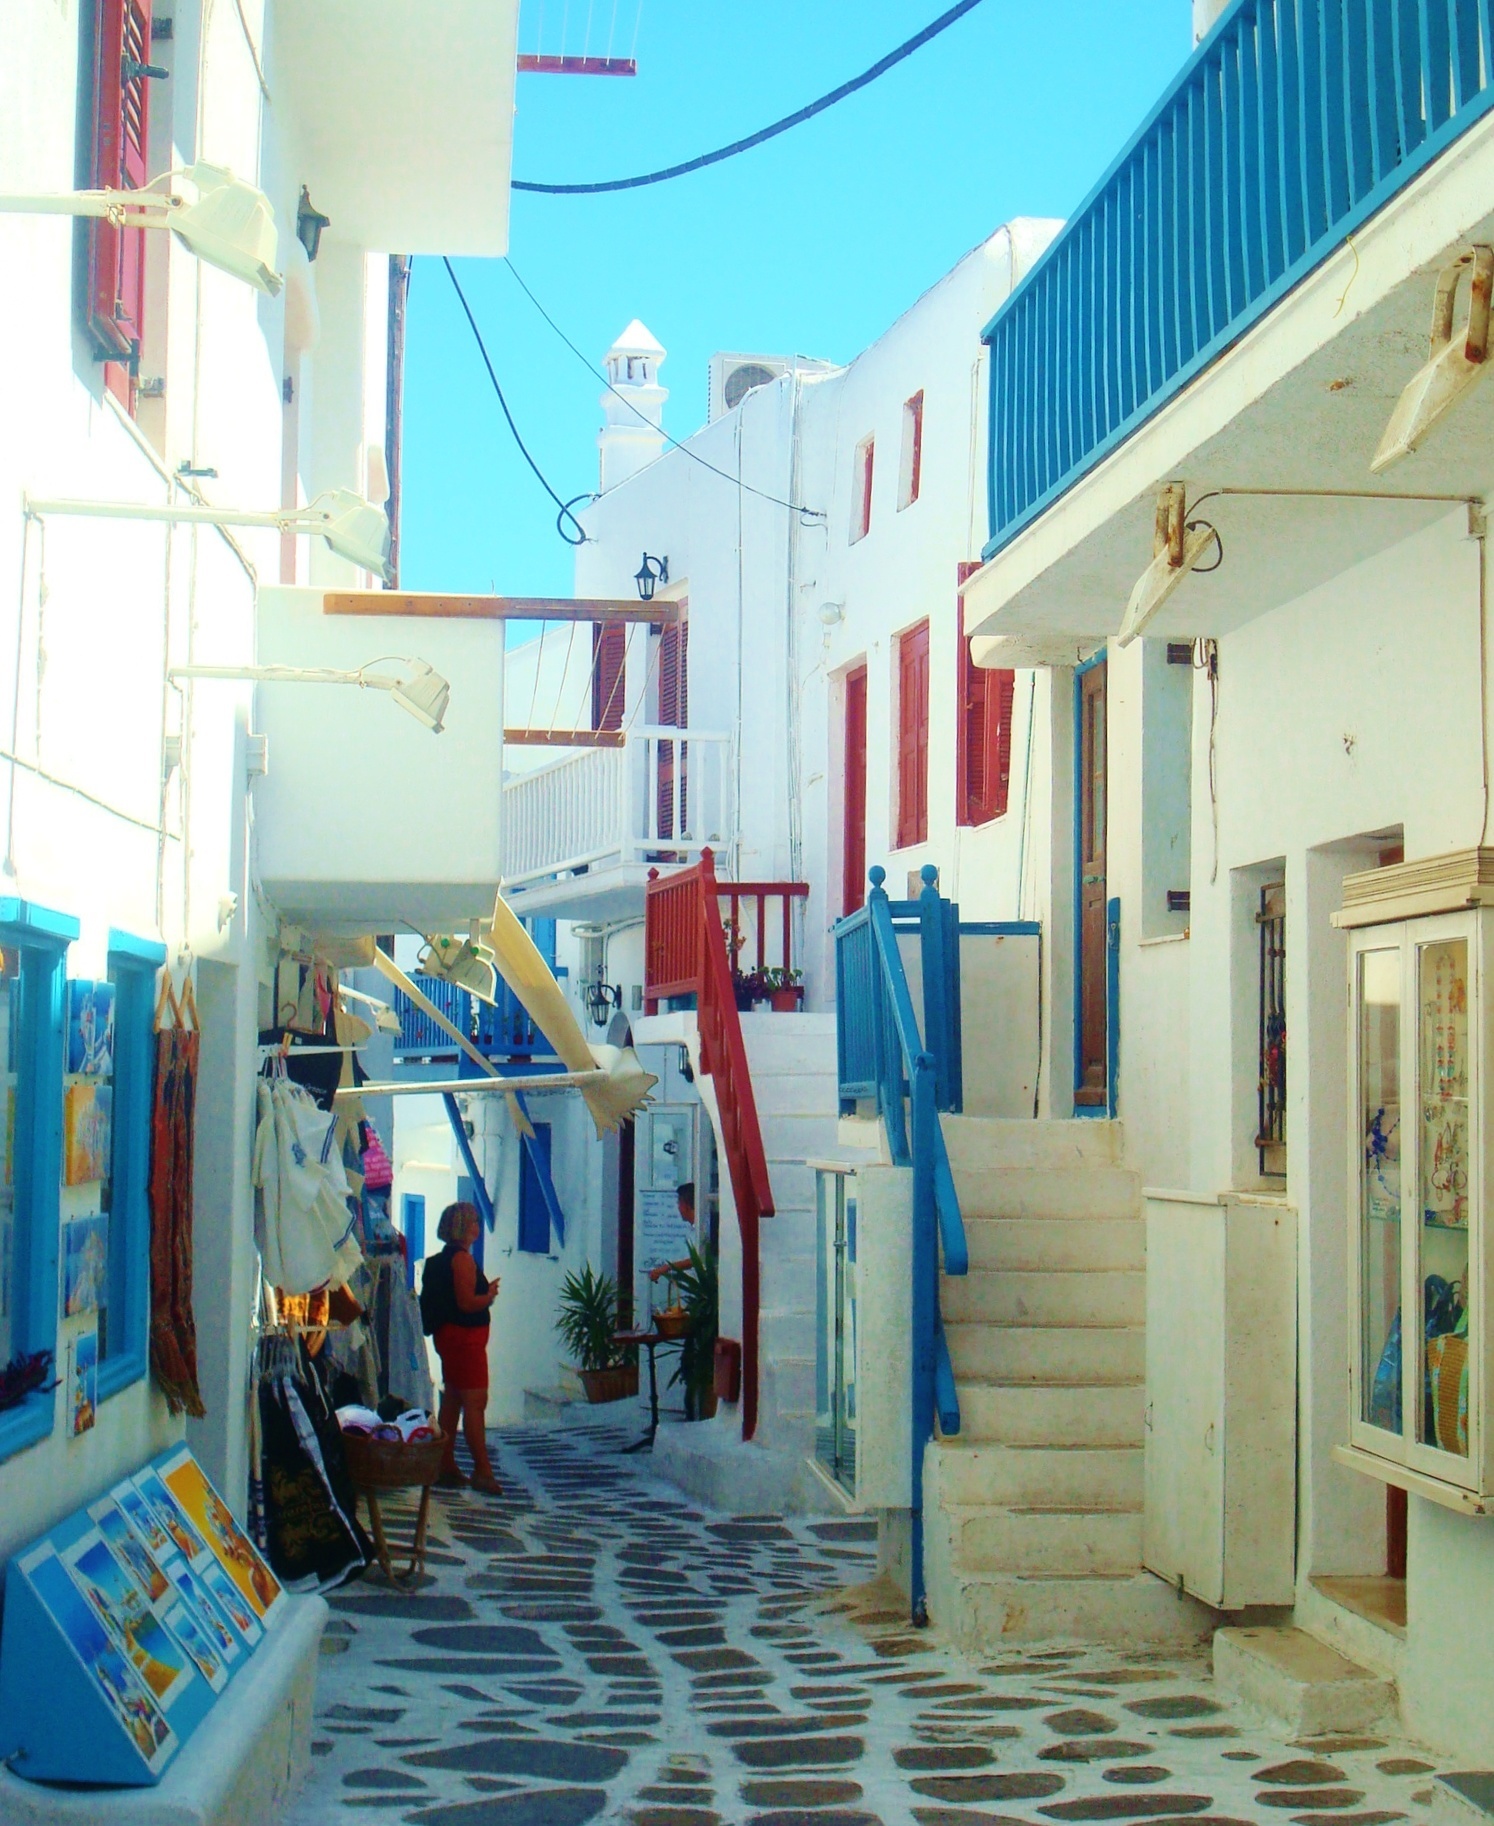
[422,1202,501,1494]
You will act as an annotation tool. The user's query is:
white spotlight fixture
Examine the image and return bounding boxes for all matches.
[1372,245,1494,472]
[167,658,450,734]
[25,485,392,580]
[1116,483,1221,648]
[0,161,281,295]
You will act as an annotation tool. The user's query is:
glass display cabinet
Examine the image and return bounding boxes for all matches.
[1338,853,1494,1512]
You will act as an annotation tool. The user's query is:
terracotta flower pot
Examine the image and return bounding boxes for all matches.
[579,1365,640,1404]
[769,986,803,1012]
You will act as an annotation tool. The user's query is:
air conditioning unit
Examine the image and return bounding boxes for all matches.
[707,352,835,423]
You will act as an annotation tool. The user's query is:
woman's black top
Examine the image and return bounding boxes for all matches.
[419,1242,491,1332]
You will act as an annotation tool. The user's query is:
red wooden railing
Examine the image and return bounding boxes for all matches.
[643,849,808,1441]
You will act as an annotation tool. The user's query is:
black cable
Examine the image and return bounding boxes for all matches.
[441,256,589,546]
[503,256,826,521]
[512,0,989,195]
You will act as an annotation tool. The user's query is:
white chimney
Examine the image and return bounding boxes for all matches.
[1192,0,1229,42]
[598,319,667,492]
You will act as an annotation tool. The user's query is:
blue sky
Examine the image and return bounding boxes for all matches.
[400,1,1191,604]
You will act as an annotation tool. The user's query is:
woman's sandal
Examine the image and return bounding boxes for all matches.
[469,1474,503,1496]
[435,1469,470,1489]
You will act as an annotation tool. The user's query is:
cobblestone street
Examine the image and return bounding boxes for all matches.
[289,1418,1445,1826]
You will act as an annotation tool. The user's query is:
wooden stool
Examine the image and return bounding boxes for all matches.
[341,1427,446,1585]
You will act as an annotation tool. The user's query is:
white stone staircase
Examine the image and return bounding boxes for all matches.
[924,1115,1211,1646]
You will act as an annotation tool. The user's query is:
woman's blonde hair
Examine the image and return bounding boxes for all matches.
[437,1200,482,1243]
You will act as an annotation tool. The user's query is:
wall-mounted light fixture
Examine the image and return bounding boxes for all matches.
[584,966,622,1027]
[1373,245,1493,471]
[0,161,281,294]
[167,658,450,733]
[295,186,331,262]
[634,553,669,602]
[25,485,392,579]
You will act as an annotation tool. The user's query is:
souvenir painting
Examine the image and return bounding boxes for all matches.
[112,1479,174,1561]
[89,1499,170,1606]
[161,1450,283,1622]
[21,1546,175,1773]
[64,1081,113,1186]
[67,978,115,1077]
[160,1600,227,1693]
[133,1468,207,1563]
[61,1535,195,1709]
[71,1329,97,1436]
[198,1559,261,1645]
[64,1214,109,1317]
[163,1559,242,1664]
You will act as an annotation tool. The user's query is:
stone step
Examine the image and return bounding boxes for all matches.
[945,1322,1145,1384]
[925,1565,1213,1649]
[1213,1626,1396,1738]
[942,1269,1145,1328]
[941,1115,1126,1172]
[950,1165,1142,1222]
[953,1379,1144,1447]
[941,1502,1142,1575]
[963,1216,1144,1272]
[929,1440,1143,1509]
[749,1072,839,1116]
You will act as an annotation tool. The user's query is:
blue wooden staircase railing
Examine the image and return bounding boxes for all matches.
[833,862,968,1625]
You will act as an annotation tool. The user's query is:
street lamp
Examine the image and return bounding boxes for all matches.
[24,485,392,580]
[0,161,281,295]
[634,553,668,602]
[166,659,450,733]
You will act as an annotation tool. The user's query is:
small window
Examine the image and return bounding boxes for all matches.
[850,436,874,544]
[895,620,930,850]
[1257,884,1286,1178]
[592,623,626,731]
[956,566,1014,827]
[518,1123,554,1254]
[85,0,158,412]
[897,392,924,510]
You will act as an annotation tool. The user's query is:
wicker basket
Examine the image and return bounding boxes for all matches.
[341,1427,446,1491]
[654,1306,689,1340]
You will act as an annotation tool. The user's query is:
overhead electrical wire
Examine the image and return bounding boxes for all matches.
[512,0,988,194]
[440,256,591,545]
[502,256,826,521]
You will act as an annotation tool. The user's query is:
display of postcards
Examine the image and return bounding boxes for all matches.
[21,1545,175,1773]
[64,1081,112,1187]
[70,1329,97,1436]
[62,1533,196,1710]
[198,1559,261,1645]
[163,1558,243,1664]
[88,1498,171,1606]
[161,1599,227,1693]
[161,1450,284,1624]
[133,1467,207,1564]
[67,978,115,1076]
[63,1213,109,1317]
[112,1478,174,1561]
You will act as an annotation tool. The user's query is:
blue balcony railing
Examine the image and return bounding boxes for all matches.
[983,0,1494,557]
[392,974,473,1056]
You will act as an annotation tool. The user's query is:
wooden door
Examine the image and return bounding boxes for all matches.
[843,666,868,915]
[897,621,930,850]
[1076,658,1108,1107]
[656,616,688,839]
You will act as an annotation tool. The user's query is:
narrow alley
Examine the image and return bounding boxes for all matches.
[290,1419,1444,1826]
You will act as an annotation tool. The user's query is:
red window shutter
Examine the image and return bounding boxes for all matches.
[957,563,1014,826]
[87,0,153,369]
[897,620,930,849]
[655,618,688,838]
[592,623,626,731]
[842,665,868,915]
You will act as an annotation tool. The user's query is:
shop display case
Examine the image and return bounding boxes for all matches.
[1337,852,1494,1512]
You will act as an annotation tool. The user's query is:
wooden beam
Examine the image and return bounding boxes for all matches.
[504,728,625,748]
[323,593,677,624]
[517,53,637,75]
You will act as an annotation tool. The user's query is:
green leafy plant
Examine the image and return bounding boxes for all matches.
[555,1265,634,1372]
[760,967,802,992]
[668,1241,719,1419]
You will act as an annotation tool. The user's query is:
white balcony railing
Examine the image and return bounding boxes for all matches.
[502,726,733,890]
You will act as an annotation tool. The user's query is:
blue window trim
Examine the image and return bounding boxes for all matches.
[0,901,78,1462]
[517,1120,556,1256]
[97,932,164,1404]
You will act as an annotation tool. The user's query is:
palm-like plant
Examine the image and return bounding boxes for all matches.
[555,1265,632,1372]
[669,1241,719,1418]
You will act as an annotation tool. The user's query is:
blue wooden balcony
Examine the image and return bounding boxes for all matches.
[982,0,1494,558]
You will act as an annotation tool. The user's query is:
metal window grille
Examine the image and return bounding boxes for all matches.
[1257,882,1286,1176]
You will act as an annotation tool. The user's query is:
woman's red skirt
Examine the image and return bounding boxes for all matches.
[434,1322,489,1395]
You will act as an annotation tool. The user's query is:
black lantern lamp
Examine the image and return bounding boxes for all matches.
[634,553,668,602]
[585,966,622,1028]
[296,187,331,262]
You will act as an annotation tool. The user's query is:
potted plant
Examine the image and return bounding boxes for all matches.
[669,1242,720,1421]
[762,966,804,1013]
[555,1265,639,1403]
[732,968,768,1012]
